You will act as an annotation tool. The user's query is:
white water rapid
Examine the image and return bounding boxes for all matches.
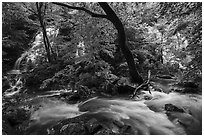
[29,90,202,135]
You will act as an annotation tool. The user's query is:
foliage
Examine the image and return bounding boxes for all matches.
[3,2,202,93]
[39,56,118,94]
[158,2,202,81]
[23,62,63,90]
[2,2,38,72]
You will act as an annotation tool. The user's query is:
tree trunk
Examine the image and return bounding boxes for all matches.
[160,48,163,64]
[52,2,144,84]
[160,33,164,64]
[36,2,52,63]
[99,3,143,84]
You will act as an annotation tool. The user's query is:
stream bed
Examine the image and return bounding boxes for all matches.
[2,87,202,135]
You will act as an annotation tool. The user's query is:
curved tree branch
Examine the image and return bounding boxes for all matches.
[22,3,38,16]
[52,2,144,84]
[52,2,108,19]
[99,2,144,84]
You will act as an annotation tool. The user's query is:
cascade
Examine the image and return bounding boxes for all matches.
[4,26,59,97]
[14,51,29,70]
[4,77,23,97]
[28,90,202,135]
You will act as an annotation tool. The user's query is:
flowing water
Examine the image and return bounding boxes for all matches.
[29,99,83,126]
[3,72,202,134]
[3,26,202,135]
[4,26,59,97]
[4,78,23,97]
[27,90,202,135]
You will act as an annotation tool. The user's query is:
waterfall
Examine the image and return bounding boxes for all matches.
[4,77,23,97]
[14,51,29,70]
[14,26,59,70]
[5,26,59,97]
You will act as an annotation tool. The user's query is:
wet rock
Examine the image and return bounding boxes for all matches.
[2,76,11,92]
[6,108,30,127]
[50,116,89,135]
[117,85,135,95]
[67,94,81,102]
[25,123,57,135]
[182,88,199,94]
[95,128,116,135]
[182,81,199,93]
[165,104,185,113]
[2,119,17,135]
[120,125,135,135]
[144,94,153,100]
[174,81,200,93]
[59,123,87,135]
[59,92,72,98]
[45,114,121,135]
[47,127,55,135]
[182,81,198,88]
[2,104,31,135]
[85,118,103,134]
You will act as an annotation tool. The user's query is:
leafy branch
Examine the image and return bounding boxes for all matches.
[52,2,108,19]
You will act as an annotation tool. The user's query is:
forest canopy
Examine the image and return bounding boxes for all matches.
[2,2,201,80]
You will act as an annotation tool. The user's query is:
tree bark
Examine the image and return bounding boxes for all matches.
[98,3,143,84]
[160,33,164,64]
[36,2,52,63]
